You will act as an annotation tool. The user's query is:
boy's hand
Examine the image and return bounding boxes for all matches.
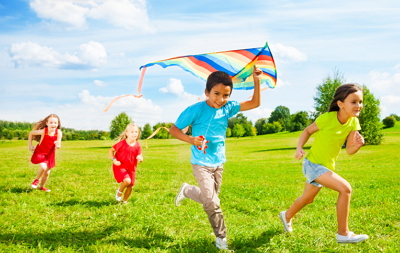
[352,131,365,148]
[295,148,305,160]
[191,136,205,146]
[253,66,263,83]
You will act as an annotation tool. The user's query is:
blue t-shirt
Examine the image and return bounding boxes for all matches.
[175,100,241,167]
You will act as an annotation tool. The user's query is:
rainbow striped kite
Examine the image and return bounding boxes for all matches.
[103,42,277,112]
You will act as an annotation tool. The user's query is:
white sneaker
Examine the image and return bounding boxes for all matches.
[336,231,369,243]
[215,237,228,250]
[174,183,188,206]
[115,189,122,201]
[279,211,293,232]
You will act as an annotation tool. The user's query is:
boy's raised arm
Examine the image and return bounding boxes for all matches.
[240,66,262,112]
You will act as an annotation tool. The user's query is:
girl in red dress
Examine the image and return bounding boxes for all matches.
[109,123,143,204]
[28,114,63,192]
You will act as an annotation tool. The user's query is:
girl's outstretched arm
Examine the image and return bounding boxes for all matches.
[295,122,319,160]
[346,131,364,155]
[28,129,44,152]
[55,130,62,148]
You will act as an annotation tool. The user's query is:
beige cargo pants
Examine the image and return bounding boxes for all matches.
[183,164,226,238]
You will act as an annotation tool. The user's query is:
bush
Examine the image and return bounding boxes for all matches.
[382,116,396,128]
[263,121,282,134]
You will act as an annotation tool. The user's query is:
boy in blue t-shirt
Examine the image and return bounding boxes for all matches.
[169,67,263,250]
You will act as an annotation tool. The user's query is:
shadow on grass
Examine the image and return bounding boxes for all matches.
[51,199,113,207]
[255,146,311,152]
[0,186,34,193]
[231,228,281,252]
[0,226,120,250]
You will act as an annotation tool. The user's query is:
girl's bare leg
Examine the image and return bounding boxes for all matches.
[123,185,133,202]
[286,183,322,224]
[118,178,131,199]
[35,163,47,180]
[314,171,352,236]
[40,168,51,187]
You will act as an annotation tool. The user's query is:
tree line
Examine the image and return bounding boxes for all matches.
[0,120,109,141]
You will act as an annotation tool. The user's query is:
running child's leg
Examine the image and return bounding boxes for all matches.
[118,178,132,198]
[286,183,321,223]
[39,163,51,187]
[34,163,47,181]
[314,171,352,236]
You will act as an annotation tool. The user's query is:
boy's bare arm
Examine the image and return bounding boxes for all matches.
[169,125,203,146]
[240,67,262,111]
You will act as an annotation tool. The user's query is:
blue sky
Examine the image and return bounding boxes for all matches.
[1,0,399,130]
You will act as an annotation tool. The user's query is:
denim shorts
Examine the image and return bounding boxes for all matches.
[302,158,330,187]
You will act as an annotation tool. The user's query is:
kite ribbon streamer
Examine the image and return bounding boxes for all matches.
[145,127,169,148]
[145,126,189,148]
[102,67,146,112]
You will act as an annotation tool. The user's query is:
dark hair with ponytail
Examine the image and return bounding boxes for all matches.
[328,84,363,112]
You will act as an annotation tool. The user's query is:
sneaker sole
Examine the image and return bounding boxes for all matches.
[174,183,187,206]
[337,237,368,243]
[279,212,293,232]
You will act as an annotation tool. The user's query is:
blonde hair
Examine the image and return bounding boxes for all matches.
[32,114,61,142]
[117,123,141,142]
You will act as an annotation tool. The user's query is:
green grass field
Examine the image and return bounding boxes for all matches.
[1,124,399,252]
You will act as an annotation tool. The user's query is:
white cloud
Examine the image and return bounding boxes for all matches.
[29,0,152,31]
[270,43,307,62]
[77,90,163,129]
[380,95,400,105]
[93,80,107,87]
[242,106,273,123]
[369,70,400,91]
[9,41,107,70]
[159,78,200,101]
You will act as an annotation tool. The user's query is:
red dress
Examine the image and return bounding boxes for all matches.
[112,140,142,185]
[31,127,58,169]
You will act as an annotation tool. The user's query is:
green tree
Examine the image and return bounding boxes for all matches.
[263,121,282,134]
[226,127,232,137]
[290,111,309,132]
[228,113,254,136]
[110,112,132,140]
[255,118,267,135]
[358,85,383,145]
[389,113,400,121]
[313,70,345,116]
[382,116,396,128]
[141,123,153,139]
[152,122,173,139]
[268,106,291,131]
[232,124,245,138]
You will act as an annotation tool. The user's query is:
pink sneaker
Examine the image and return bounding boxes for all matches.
[40,187,51,192]
[31,179,39,189]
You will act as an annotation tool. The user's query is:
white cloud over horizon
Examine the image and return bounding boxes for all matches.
[159,78,201,101]
[29,0,153,31]
[9,41,107,70]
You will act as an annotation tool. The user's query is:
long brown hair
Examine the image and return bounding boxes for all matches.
[328,84,363,112]
[31,114,61,142]
[117,123,141,142]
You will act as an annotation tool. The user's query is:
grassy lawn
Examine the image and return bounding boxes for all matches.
[0,123,399,252]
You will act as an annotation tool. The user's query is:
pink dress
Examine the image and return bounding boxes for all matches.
[31,127,58,169]
[112,140,142,185]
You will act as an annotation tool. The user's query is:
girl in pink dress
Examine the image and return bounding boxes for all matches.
[28,114,63,192]
[109,123,143,204]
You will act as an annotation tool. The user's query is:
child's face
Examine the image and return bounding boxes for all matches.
[339,90,363,117]
[47,117,59,130]
[125,125,139,141]
[205,83,232,109]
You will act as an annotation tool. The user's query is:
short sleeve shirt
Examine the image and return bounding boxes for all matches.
[113,140,142,172]
[175,100,241,167]
[306,111,361,170]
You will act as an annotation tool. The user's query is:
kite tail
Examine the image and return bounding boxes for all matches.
[102,94,143,112]
[145,127,170,148]
[103,67,147,113]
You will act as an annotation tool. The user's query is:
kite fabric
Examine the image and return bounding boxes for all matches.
[103,42,277,112]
